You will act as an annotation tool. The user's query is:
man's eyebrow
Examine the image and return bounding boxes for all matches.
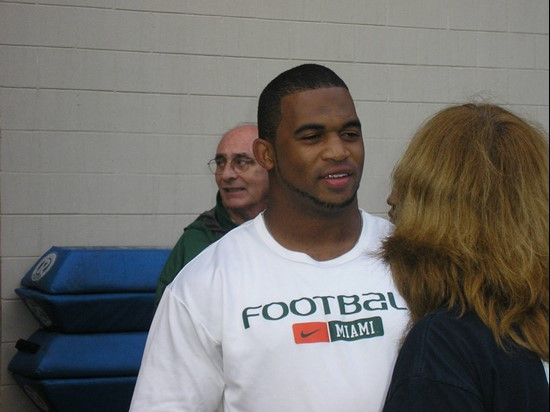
[232,152,252,158]
[342,120,362,130]
[215,152,252,160]
[294,120,362,136]
[294,123,325,136]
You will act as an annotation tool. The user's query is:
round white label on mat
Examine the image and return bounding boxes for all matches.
[31,252,57,282]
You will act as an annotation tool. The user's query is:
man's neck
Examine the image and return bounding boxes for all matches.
[226,204,266,225]
[263,200,362,261]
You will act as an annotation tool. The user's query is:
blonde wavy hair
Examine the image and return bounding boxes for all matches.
[381,103,549,361]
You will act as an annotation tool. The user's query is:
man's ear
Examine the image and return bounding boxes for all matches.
[253,138,275,171]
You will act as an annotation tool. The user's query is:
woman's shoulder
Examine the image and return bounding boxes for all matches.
[402,308,542,383]
[400,309,494,378]
[409,308,488,343]
[392,308,548,411]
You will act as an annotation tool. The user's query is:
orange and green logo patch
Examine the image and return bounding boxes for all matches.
[293,316,383,344]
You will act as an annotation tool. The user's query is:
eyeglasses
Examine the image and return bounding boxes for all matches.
[207,156,256,175]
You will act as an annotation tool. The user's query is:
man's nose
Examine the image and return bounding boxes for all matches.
[221,163,238,179]
[321,134,350,161]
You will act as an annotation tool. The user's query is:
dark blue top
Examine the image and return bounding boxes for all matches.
[383,309,548,412]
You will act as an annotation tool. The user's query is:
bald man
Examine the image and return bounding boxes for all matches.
[155,124,269,304]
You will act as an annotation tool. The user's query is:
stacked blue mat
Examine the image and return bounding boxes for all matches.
[8,246,170,412]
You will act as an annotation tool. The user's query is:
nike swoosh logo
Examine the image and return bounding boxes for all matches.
[300,329,320,338]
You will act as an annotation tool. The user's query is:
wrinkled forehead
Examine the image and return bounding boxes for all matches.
[216,127,258,158]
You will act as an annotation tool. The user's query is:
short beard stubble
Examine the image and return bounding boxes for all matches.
[276,157,359,213]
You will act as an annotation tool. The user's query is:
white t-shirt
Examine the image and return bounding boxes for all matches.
[130,211,409,412]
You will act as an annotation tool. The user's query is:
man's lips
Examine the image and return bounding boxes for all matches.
[222,187,245,193]
[323,173,350,179]
[320,170,354,188]
[320,166,354,180]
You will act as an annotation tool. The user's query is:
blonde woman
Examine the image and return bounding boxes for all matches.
[381,104,548,411]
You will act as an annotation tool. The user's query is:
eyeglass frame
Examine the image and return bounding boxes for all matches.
[207,154,257,175]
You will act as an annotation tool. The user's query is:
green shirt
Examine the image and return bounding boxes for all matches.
[155,193,238,304]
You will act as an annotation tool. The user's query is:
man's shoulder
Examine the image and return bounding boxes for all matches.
[184,206,234,237]
[208,215,258,248]
[359,210,393,249]
[182,217,259,266]
[186,207,217,228]
[167,218,260,293]
[360,209,393,229]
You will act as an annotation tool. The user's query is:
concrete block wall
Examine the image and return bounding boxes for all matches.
[0,1,548,410]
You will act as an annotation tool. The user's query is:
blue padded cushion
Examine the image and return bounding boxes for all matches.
[21,246,170,293]
[15,288,155,333]
[8,330,147,378]
[11,374,136,412]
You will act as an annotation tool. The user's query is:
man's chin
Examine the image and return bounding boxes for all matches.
[278,170,359,212]
[295,188,358,213]
[221,196,249,210]
[315,193,357,211]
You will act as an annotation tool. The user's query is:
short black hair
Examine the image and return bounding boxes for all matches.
[257,64,349,142]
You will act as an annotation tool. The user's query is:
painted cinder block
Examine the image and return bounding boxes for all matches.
[535,35,549,70]
[476,31,515,69]
[75,8,152,52]
[508,70,549,106]
[1,173,214,215]
[503,33,536,70]
[387,0,448,29]
[0,131,219,175]
[183,56,260,96]
[149,13,223,55]
[321,0,385,25]
[2,257,36,300]
[37,48,117,91]
[387,66,450,103]
[335,63,388,102]
[416,29,480,67]
[358,174,394,216]
[449,0,507,32]
[0,3,75,47]
[353,26,417,65]
[116,0,225,15]
[507,0,549,34]
[0,46,39,88]
[447,67,508,103]
[220,18,292,59]
[1,214,196,257]
[0,89,38,130]
[1,300,40,343]
[3,90,257,135]
[288,21,355,62]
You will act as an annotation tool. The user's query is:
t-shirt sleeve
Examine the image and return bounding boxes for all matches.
[154,228,215,305]
[130,287,224,411]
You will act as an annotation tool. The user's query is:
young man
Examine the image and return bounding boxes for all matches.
[155,124,269,304]
[131,64,408,412]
